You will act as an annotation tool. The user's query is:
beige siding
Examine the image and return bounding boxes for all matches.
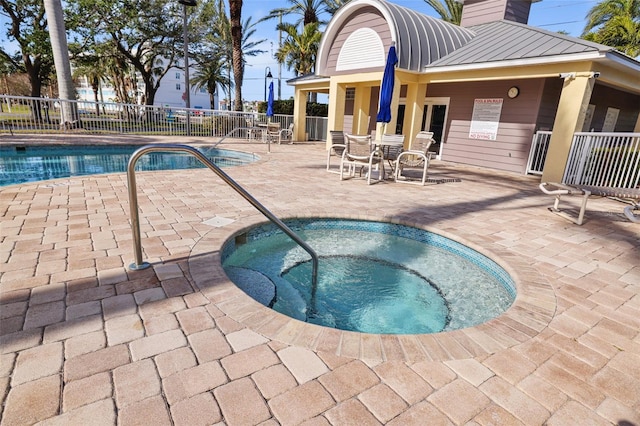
[427,79,543,173]
[324,8,391,75]
[535,78,563,131]
[461,0,533,27]
[504,0,533,24]
[589,84,640,131]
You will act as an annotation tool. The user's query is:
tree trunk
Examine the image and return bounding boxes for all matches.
[229,0,243,111]
[43,0,80,129]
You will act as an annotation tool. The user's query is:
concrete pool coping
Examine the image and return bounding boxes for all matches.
[190,213,556,362]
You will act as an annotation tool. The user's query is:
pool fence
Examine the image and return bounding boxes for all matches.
[0,94,328,141]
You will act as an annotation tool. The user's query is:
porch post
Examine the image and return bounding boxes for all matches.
[542,75,595,182]
[293,89,307,142]
[353,85,372,136]
[327,78,346,148]
[403,82,427,149]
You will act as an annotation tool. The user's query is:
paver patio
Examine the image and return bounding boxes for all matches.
[1,134,639,425]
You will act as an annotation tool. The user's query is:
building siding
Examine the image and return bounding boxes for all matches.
[325,8,391,76]
[504,0,533,24]
[427,79,542,173]
[535,78,563,131]
[589,84,640,132]
[460,0,533,27]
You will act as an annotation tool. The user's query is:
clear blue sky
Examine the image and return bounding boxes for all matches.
[242,0,601,102]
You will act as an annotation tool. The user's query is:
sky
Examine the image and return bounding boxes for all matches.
[241,0,602,102]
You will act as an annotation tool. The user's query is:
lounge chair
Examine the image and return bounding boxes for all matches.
[340,134,384,185]
[394,131,434,185]
[326,130,346,174]
[539,182,640,225]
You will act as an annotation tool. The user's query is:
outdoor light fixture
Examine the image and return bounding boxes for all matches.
[179,0,196,135]
[264,67,273,102]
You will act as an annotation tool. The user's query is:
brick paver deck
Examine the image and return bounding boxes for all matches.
[1,134,639,425]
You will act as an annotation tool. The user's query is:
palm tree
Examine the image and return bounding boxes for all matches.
[582,0,640,57]
[325,0,352,15]
[229,0,243,111]
[422,0,462,25]
[43,0,80,127]
[191,53,231,109]
[276,22,322,102]
[262,0,327,27]
[72,55,108,115]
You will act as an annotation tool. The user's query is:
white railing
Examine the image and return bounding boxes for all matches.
[0,94,328,141]
[526,131,552,175]
[563,132,640,188]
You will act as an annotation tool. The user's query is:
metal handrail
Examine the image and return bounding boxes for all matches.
[126,144,318,294]
[212,126,271,152]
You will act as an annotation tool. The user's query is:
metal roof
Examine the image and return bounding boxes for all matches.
[428,20,619,68]
[319,0,475,73]
[380,0,475,71]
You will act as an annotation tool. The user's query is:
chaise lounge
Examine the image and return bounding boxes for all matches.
[539,182,640,225]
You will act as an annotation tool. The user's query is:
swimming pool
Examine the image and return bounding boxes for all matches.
[222,218,516,335]
[0,144,257,186]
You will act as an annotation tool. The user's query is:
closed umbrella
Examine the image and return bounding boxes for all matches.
[376,45,398,132]
[266,81,274,120]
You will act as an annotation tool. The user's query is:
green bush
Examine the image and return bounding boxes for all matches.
[257,100,328,117]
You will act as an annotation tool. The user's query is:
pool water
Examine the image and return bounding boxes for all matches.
[0,144,257,186]
[283,256,449,334]
[222,219,516,335]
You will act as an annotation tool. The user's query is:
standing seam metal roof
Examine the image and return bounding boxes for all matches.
[427,20,618,67]
[320,0,475,73]
[381,0,475,70]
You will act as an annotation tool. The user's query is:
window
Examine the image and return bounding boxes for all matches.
[345,88,355,100]
[176,83,181,90]
[175,72,181,79]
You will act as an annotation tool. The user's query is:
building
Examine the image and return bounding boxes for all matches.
[153,65,213,110]
[76,64,213,110]
[289,0,640,181]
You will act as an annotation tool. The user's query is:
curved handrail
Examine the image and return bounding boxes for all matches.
[213,126,271,152]
[126,144,318,296]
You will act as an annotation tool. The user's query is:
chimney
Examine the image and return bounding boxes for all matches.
[459,0,539,27]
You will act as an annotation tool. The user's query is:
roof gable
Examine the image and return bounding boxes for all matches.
[317,0,475,74]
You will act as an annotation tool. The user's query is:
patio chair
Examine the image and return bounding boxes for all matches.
[264,122,281,144]
[394,131,434,185]
[340,133,384,185]
[326,130,346,174]
[277,123,294,144]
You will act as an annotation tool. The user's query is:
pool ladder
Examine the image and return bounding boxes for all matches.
[126,144,319,302]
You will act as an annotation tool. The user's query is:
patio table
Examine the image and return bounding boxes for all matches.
[374,139,404,179]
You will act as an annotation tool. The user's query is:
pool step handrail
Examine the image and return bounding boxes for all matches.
[126,144,318,294]
[213,127,271,152]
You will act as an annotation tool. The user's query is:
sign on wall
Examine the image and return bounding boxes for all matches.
[602,107,620,132]
[469,98,503,140]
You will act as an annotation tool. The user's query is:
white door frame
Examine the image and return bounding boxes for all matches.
[423,97,450,159]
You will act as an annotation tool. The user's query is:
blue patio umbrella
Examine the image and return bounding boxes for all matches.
[266,81,274,119]
[376,45,398,126]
